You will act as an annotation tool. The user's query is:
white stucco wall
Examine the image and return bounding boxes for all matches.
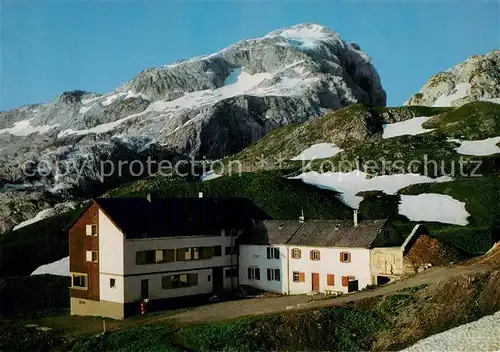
[124,268,213,302]
[239,245,288,294]
[240,244,372,295]
[124,235,238,275]
[98,209,125,303]
[288,246,371,294]
[121,235,239,303]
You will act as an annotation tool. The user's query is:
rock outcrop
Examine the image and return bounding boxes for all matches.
[405,50,500,107]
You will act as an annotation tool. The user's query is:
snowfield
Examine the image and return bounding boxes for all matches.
[291,171,452,208]
[58,63,316,138]
[449,137,500,156]
[432,82,471,107]
[399,194,470,226]
[31,256,70,277]
[382,116,434,139]
[0,119,59,136]
[403,311,500,351]
[291,143,343,160]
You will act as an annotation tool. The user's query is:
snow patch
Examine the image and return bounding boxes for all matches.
[402,311,500,351]
[79,104,95,114]
[291,143,343,160]
[449,137,500,156]
[31,257,70,277]
[13,202,77,231]
[0,119,59,136]
[433,82,470,107]
[291,171,452,208]
[382,116,434,139]
[399,194,469,225]
[266,24,337,49]
[201,171,223,182]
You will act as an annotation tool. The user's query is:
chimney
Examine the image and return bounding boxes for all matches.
[299,209,305,223]
[146,193,152,203]
[198,192,203,198]
[354,209,359,227]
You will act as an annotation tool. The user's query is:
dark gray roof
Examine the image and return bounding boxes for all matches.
[241,219,390,248]
[94,197,270,238]
[238,220,303,245]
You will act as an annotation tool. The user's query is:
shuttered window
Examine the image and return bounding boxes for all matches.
[310,250,320,261]
[293,271,305,282]
[292,248,301,259]
[341,276,356,287]
[327,274,335,286]
[86,224,97,236]
[162,273,198,289]
[340,251,351,263]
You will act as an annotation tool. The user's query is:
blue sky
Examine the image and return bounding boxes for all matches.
[1,1,499,110]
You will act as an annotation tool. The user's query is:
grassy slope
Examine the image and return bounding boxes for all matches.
[397,177,500,254]
[423,101,500,139]
[223,105,450,167]
[106,172,352,220]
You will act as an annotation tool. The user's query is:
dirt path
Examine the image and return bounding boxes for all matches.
[163,264,493,325]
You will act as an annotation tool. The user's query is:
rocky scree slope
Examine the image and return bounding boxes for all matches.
[405,50,500,107]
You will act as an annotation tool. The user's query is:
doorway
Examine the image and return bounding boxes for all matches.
[212,267,224,293]
[141,279,149,299]
[311,273,319,292]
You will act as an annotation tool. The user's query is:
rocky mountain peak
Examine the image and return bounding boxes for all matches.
[405,50,500,107]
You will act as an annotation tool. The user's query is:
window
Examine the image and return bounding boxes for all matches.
[86,251,98,263]
[136,249,175,265]
[225,268,238,278]
[177,247,213,261]
[85,224,97,236]
[266,247,280,259]
[225,246,238,255]
[340,251,351,263]
[341,276,356,287]
[310,250,320,261]
[327,274,335,286]
[293,271,305,283]
[267,268,280,281]
[71,273,87,289]
[291,248,301,259]
[162,273,198,289]
[248,267,260,280]
[110,278,116,288]
[213,246,222,257]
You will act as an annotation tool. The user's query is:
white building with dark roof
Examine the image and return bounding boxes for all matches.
[238,218,405,295]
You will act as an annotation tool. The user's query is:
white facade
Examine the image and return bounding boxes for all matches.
[238,245,288,294]
[98,209,125,303]
[97,211,239,305]
[239,244,372,295]
[288,246,371,294]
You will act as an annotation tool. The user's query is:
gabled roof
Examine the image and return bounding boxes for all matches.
[238,220,303,245]
[240,219,391,248]
[94,197,270,238]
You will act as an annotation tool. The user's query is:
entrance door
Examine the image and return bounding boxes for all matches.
[212,267,224,293]
[141,279,149,299]
[311,273,320,292]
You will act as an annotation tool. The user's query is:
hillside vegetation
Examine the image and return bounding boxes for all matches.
[222,105,450,172]
[423,101,500,140]
[105,172,352,220]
